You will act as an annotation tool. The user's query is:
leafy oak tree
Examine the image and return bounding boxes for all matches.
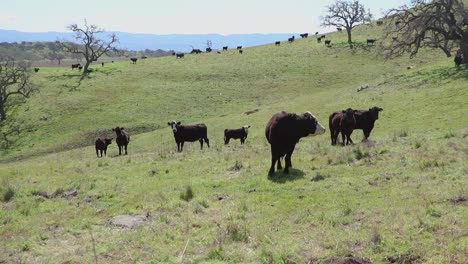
[0,56,36,121]
[382,0,468,64]
[321,0,373,48]
[60,20,119,73]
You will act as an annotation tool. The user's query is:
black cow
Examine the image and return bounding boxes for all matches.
[275,41,281,46]
[288,36,295,42]
[78,66,83,71]
[392,37,398,41]
[325,40,331,46]
[168,121,210,152]
[71,63,81,70]
[300,33,308,38]
[237,46,242,50]
[130,58,138,64]
[191,49,202,54]
[224,125,250,145]
[265,111,325,176]
[239,49,243,54]
[352,107,383,141]
[223,46,228,51]
[329,108,357,146]
[376,21,383,26]
[34,68,40,72]
[95,138,113,157]
[317,36,324,43]
[337,27,342,32]
[101,62,105,66]
[176,53,185,58]
[367,39,377,45]
[206,47,212,53]
[112,127,130,155]
[141,56,148,59]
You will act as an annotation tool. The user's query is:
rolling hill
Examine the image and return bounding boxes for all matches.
[0,22,467,263]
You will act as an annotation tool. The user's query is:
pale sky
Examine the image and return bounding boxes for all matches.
[1,0,410,35]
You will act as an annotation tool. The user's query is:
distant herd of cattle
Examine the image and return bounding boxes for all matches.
[96,107,383,176]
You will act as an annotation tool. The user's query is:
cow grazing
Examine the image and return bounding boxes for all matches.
[206,47,212,53]
[329,108,357,146]
[141,56,147,59]
[130,58,138,64]
[315,32,319,35]
[172,52,176,56]
[325,40,332,46]
[176,53,185,58]
[223,46,228,51]
[237,46,242,50]
[101,62,105,66]
[168,121,210,152]
[353,107,383,141]
[95,138,113,157]
[78,66,83,71]
[367,39,377,45]
[317,36,325,43]
[288,36,295,42]
[239,49,243,54]
[300,33,308,38]
[71,63,81,70]
[275,41,281,46]
[112,127,130,155]
[191,49,202,54]
[34,68,40,72]
[265,111,325,176]
[224,125,250,145]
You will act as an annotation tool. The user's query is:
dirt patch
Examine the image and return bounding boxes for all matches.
[322,257,373,264]
[110,214,148,229]
[244,108,259,115]
[33,189,78,199]
[385,252,421,263]
[448,195,467,205]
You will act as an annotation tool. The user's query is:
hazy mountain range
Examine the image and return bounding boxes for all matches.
[0,29,298,52]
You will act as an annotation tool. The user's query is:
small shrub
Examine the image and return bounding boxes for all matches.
[180,185,194,202]
[21,241,31,251]
[260,248,275,264]
[414,141,422,149]
[426,207,442,217]
[354,148,370,160]
[226,222,249,242]
[230,160,243,171]
[379,149,389,154]
[444,130,456,139]
[2,185,15,202]
[198,199,209,208]
[311,172,328,182]
[207,247,225,261]
[148,169,157,177]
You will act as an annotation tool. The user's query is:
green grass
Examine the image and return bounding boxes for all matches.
[0,23,467,263]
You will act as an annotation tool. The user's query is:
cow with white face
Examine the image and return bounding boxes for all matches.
[224,125,251,145]
[168,120,210,152]
[265,111,325,176]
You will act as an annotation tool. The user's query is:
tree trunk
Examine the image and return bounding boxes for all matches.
[461,34,468,65]
[83,61,92,74]
[0,99,7,121]
[346,28,353,48]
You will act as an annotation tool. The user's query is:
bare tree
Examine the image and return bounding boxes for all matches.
[382,0,468,64]
[0,57,36,121]
[321,0,373,48]
[60,20,119,73]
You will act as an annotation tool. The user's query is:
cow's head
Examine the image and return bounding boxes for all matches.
[168,120,181,133]
[105,138,113,146]
[303,111,326,136]
[112,127,124,134]
[342,108,356,118]
[369,107,383,120]
[243,125,251,134]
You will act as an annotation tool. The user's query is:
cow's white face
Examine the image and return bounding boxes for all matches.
[243,125,250,134]
[169,120,180,133]
[304,111,326,136]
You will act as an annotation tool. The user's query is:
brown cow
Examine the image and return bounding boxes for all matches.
[95,138,113,157]
[329,108,357,145]
[265,111,325,176]
[112,127,130,155]
[330,107,383,142]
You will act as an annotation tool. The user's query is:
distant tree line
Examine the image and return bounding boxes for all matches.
[0,41,174,65]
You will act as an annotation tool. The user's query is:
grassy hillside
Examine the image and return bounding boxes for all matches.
[0,23,467,263]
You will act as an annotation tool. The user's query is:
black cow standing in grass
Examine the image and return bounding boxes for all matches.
[329,108,357,145]
[112,127,130,155]
[71,63,81,69]
[265,111,325,176]
[224,125,250,145]
[288,36,295,42]
[176,53,185,58]
[354,107,383,141]
[130,58,138,64]
[222,46,228,51]
[95,138,113,157]
[168,120,210,152]
[275,41,281,46]
[367,39,377,45]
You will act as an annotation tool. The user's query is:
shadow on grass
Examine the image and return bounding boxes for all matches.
[268,168,305,183]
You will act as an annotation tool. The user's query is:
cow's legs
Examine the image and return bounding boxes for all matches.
[199,139,203,149]
[118,145,122,155]
[124,144,128,155]
[269,146,280,176]
[205,137,210,148]
[284,145,296,173]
